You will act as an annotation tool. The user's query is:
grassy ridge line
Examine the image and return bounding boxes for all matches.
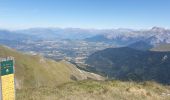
[17,80,170,100]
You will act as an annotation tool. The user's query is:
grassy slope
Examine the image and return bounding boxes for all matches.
[151,44,170,51]
[0,46,104,89]
[0,46,73,88]
[17,80,170,100]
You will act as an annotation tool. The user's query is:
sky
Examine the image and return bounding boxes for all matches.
[0,0,170,30]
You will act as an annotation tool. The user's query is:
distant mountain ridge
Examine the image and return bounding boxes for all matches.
[0,30,33,41]
[85,27,170,46]
[16,28,99,40]
[1,27,170,46]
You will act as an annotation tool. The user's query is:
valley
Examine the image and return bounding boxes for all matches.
[0,39,115,65]
[1,0,170,99]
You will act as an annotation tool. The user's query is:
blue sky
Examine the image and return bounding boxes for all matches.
[0,0,170,30]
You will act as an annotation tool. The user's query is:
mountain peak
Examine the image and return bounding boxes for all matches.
[151,26,166,32]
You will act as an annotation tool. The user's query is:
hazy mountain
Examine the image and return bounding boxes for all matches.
[85,29,146,45]
[145,27,170,45]
[0,30,32,41]
[16,28,99,40]
[85,27,170,46]
[1,26,170,46]
[0,30,37,49]
[86,47,170,84]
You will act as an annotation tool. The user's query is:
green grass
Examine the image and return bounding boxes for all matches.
[16,80,170,100]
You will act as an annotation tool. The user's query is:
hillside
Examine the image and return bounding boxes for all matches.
[0,45,104,89]
[151,44,170,52]
[128,41,153,51]
[17,80,170,100]
[86,47,170,84]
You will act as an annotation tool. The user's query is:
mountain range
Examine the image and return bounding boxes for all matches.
[1,27,170,47]
[15,28,99,40]
[86,27,170,46]
[0,27,170,48]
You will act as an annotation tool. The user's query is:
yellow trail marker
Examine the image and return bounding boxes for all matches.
[0,57,15,100]
[1,74,15,100]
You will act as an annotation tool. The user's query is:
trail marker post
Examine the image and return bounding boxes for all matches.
[0,57,15,100]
